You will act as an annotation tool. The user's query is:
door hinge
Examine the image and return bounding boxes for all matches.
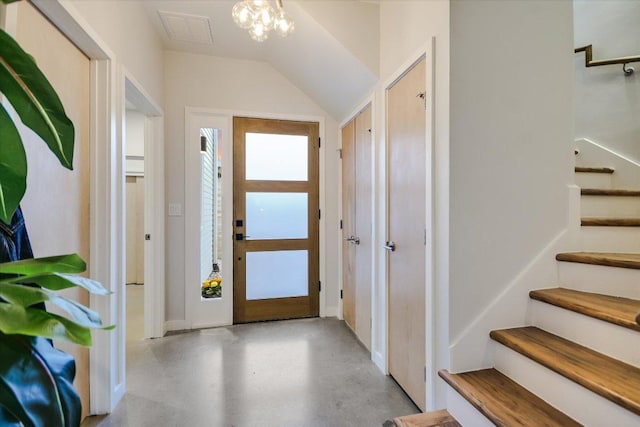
[340,289,343,299]
[319,281,322,292]
[424,366,427,383]
[318,137,321,148]
[339,219,343,230]
[424,228,427,245]
[338,148,342,159]
[319,209,321,220]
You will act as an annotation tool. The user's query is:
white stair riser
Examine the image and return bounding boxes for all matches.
[558,262,640,299]
[529,300,640,368]
[575,173,612,189]
[445,386,494,427]
[581,196,640,217]
[492,341,640,426]
[575,227,640,252]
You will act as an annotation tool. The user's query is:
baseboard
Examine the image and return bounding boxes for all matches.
[373,350,386,374]
[449,228,570,372]
[191,320,231,330]
[323,305,338,317]
[164,320,187,332]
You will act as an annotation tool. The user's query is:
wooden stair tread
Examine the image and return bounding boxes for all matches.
[438,368,580,426]
[490,326,640,415]
[393,409,461,427]
[575,167,615,174]
[530,288,640,332]
[581,188,640,196]
[556,252,640,269]
[581,217,640,227]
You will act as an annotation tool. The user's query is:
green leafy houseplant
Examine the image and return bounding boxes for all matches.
[0,3,113,425]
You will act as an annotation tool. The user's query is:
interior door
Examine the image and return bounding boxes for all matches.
[387,57,427,410]
[233,117,320,323]
[341,120,357,331]
[14,1,91,418]
[341,105,373,349]
[354,105,372,349]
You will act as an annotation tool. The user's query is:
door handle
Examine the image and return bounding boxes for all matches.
[343,236,361,245]
[384,241,396,252]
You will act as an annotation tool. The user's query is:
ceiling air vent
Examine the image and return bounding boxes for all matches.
[158,10,214,45]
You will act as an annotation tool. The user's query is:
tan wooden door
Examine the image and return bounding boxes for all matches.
[387,57,427,410]
[15,1,91,418]
[354,106,372,349]
[341,120,357,331]
[233,117,320,323]
[341,105,372,350]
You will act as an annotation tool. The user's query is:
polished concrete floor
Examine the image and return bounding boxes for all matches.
[83,317,419,427]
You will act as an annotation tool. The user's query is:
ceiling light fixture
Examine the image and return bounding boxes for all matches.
[232,0,294,42]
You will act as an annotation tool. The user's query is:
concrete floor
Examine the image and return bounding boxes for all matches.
[83,318,419,427]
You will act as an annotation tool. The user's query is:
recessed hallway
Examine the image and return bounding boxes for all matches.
[83,318,418,427]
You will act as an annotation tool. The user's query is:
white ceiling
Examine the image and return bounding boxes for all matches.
[141,0,379,120]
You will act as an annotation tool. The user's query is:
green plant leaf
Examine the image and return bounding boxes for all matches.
[0,0,22,4]
[0,27,74,169]
[0,104,27,224]
[0,284,111,331]
[0,254,85,275]
[0,334,81,427]
[0,303,92,346]
[6,272,111,295]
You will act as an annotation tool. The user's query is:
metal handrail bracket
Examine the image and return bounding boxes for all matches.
[575,44,640,76]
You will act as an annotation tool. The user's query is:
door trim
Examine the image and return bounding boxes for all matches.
[181,108,328,330]
[380,39,436,409]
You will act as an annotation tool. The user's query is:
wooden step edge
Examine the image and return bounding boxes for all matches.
[556,252,640,270]
[490,327,640,415]
[392,409,461,427]
[529,288,640,332]
[581,188,640,196]
[575,166,615,174]
[581,217,640,227]
[438,369,581,426]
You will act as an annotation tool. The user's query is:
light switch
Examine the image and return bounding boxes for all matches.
[168,203,182,217]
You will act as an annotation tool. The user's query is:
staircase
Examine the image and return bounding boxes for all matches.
[441,160,640,425]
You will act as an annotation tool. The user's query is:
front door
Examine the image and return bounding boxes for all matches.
[387,57,427,410]
[233,117,320,323]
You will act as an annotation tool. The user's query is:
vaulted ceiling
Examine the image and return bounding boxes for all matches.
[140,0,380,120]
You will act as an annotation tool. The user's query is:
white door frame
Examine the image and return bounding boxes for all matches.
[182,107,327,330]
[123,72,165,340]
[378,39,437,409]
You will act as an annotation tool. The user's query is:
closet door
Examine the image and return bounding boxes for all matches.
[341,104,372,350]
[387,57,426,410]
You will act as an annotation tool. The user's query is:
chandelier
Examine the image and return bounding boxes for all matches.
[232,0,295,42]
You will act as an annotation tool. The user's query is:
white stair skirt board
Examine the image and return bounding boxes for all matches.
[575,227,640,253]
[575,138,640,189]
[445,385,495,427]
[558,262,640,300]
[491,341,640,426]
[529,299,640,368]
[581,195,640,218]
[574,172,613,189]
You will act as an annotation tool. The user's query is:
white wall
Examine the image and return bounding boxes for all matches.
[125,110,145,175]
[574,0,640,162]
[164,50,340,323]
[297,0,380,76]
[67,0,165,106]
[449,0,573,358]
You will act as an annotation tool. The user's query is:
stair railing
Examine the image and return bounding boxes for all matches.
[575,44,640,76]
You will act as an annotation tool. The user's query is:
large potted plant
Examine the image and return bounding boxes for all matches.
[0,2,112,425]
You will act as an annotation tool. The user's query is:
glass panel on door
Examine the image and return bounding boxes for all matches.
[245,133,308,181]
[245,192,308,240]
[246,250,309,300]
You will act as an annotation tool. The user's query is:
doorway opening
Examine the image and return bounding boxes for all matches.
[124,107,146,343]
